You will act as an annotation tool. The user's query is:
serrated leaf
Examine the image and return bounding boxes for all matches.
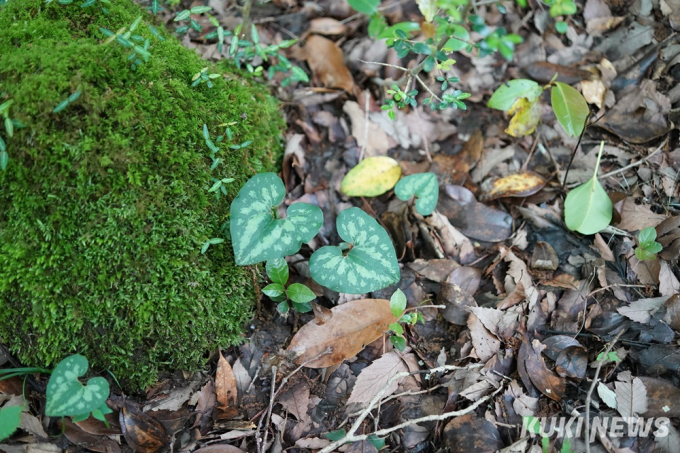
[505,97,540,137]
[340,156,402,197]
[615,376,648,418]
[0,405,22,441]
[394,172,438,216]
[390,289,407,318]
[230,173,323,265]
[45,355,110,417]
[564,142,612,234]
[310,207,399,294]
[487,79,542,112]
[551,81,589,137]
[287,283,316,304]
[266,258,289,285]
[347,0,379,14]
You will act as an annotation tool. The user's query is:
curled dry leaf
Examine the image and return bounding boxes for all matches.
[521,337,566,402]
[347,351,411,405]
[59,418,121,453]
[120,401,169,453]
[530,241,559,271]
[303,35,354,93]
[214,351,239,420]
[308,17,347,35]
[287,298,397,368]
[484,172,547,200]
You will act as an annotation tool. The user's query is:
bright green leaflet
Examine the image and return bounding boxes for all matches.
[551,81,589,137]
[487,79,542,112]
[310,207,399,294]
[266,258,289,286]
[45,354,110,418]
[394,173,439,216]
[347,0,379,14]
[564,142,612,235]
[230,173,323,265]
[377,22,421,39]
[287,283,316,303]
[390,289,407,318]
[0,405,22,440]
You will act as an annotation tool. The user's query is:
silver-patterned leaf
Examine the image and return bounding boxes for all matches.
[394,173,439,216]
[45,355,109,417]
[230,173,323,265]
[310,207,399,294]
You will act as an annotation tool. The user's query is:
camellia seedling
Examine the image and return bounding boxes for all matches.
[263,257,317,314]
[230,172,323,265]
[635,227,663,261]
[309,207,400,294]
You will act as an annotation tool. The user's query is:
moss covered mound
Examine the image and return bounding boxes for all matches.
[0,0,283,388]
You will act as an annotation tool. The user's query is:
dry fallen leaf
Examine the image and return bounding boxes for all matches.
[59,418,122,453]
[443,414,504,453]
[521,337,566,402]
[192,445,246,453]
[308,17,347,35]
[484,172,547,200]
[287,298,397,368]
[303,35,354,93]
[347,351,411,405]
[120,401,169,453]
[214,351,239,420]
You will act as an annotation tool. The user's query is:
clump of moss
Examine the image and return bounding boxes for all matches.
[0,0,283,389]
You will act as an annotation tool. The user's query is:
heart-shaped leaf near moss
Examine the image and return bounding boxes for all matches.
[230,173,323,265]
[45,355,109,419]
[394,173,439,216]
[564,142,612,235]
[310,207,399,294]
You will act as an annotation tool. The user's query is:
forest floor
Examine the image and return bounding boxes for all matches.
[2,0,680,452]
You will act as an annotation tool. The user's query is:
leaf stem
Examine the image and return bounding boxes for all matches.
[592,141,605,180]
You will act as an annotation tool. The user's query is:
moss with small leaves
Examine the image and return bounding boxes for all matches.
[0,0,283,389]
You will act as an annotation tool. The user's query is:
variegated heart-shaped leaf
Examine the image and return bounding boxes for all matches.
[45,355,110,418]
[231,173,323,265]
[310,207,399,294]
[394,173,439,216]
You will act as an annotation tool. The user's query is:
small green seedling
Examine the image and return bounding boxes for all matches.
[635,227,662,261]
[394,173,439,216]
[53,90,81,113]
[387,289,424,351]
[309,207,400,294]
[174,5,212,34]
[45,354,111,423]
[488,79,589,138]
[100,16,159,71]
[597,350,621,363]
[192,67,221,89]
[564,141,612,235]
[230,173,323,265]
[0,99,18,170]
[201,237,224,254]
[263,258,316,314]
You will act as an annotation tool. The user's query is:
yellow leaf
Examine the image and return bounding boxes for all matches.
[340,156,402,197]
[416,0,436,22]
[484,171,547,200]
[505,97,540,137]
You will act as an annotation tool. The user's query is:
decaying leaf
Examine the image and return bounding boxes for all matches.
[340,156,401,197]
[214,351,238,420]
[505,97,540,137]
[484,171,547,200]
[303,35,355,93]
[287,298,397,368]
[308,17,347,36]
[521,337,566,401]
[443,414,504,453]
[347,351,410,405]
[120,401,169,453]
[615,375,648,418]
[530,241,559,270]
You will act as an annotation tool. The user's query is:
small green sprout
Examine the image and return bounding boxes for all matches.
[635,227,663,261]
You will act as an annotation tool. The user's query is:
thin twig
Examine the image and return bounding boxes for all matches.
[394,34,450,86]
[584,329,626,453]
[359,90,370,162]
[598,142,664,180]
[318,364,499,453]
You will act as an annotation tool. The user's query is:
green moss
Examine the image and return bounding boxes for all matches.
[0,0,284,389]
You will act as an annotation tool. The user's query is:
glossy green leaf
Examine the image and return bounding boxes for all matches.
[325,429,346,441]
[340,156,402,197]
[390,335,406,351]
[266,258,289,285]
[53,100,69,113]
[190,5,211,14]
[394,173,439,216]
[389,322,403,335]
[287,283,316,303]
[263,283,285,298]
[555,20,568,34]
[45,355,110,418]
[635,248,657,261]
[564,142,612,235]
[174,9,190,21]
[310,207,399,294]
[638,226,657,247]
[377,21,420,39]
[551,81,589,137]
[0,405,22,441]
[487,79,542,112]
[443,25,471,52]
[230,173,323,265]
[4,117,13,138]
[347,0,379,14]
[0,136,5,153]
[390,289,407,318]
